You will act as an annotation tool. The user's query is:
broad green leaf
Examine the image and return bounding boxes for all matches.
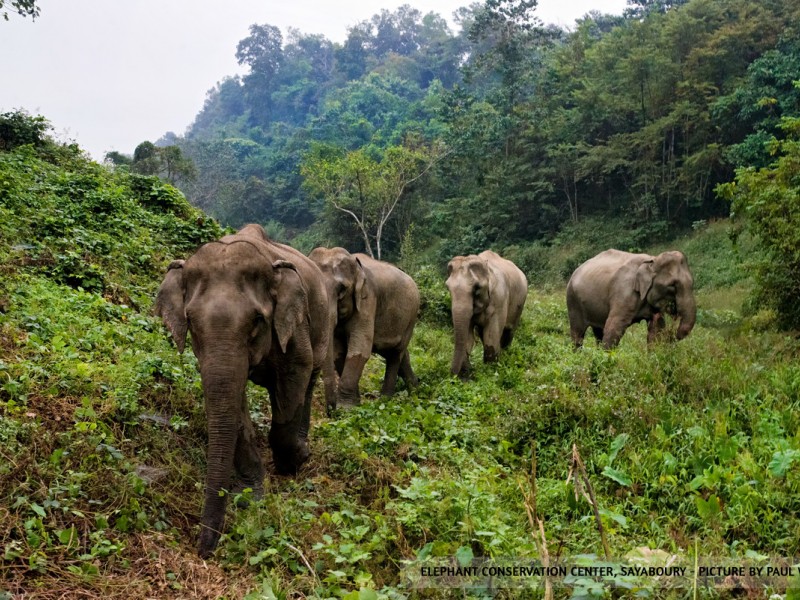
[599,508,628,529]
[608,434,629,465]
[602,466,631,487]
[769,449,800,477]
[456,545,474,567]
[695,495,722,521]
[358,589,378,600]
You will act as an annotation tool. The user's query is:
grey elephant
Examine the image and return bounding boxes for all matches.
[154,224,328,558]
[566,249,696,349]
[446,250,528,379]
[308,247,419,411]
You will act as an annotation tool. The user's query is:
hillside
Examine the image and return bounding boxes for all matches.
[147,0,800,270]
[3,133,800,599]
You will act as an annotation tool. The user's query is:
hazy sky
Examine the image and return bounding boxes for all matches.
[1,0,627,160]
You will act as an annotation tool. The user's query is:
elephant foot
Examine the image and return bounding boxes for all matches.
[231,479,264,508]
[273,439,310,476]
[337,390,361,410]
[198,526,221,559]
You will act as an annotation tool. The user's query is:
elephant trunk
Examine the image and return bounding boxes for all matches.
[675,285,696,340]
[322,281,340,412]
[450,300,473,376]
[197,346,249,558]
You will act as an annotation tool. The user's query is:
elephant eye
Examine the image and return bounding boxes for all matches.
[250,313,266,339]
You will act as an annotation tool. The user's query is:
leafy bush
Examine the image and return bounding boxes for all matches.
[718,114,800,328]
[3,119,800,598]
[0,110,51,151]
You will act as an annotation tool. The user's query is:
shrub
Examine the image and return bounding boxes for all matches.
[0,110,51,151]
[717,114,800,328]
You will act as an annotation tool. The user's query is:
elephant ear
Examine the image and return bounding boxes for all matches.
[446,259,457,276]
[634,259,655,300]
[354,257,368,313]
[468,260,491,294]
[153,260,187,353]
[272,260,309,354]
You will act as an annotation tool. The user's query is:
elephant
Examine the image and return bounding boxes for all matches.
[308,247,419,411]
[154,224,328,558]
[566,249,696,349]
[446,250,528,379]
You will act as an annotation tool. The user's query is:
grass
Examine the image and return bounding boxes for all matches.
[3,141,800,598]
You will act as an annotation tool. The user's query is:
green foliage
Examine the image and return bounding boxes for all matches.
[0,0,39,20]
[165,0,800,267]
[8,1,800,594]
[301,139,437,259]
[718,113,800,328]
[3,123,800,597]
[126,141,197,185]
[0,110,51,151]
[0,133,234,596]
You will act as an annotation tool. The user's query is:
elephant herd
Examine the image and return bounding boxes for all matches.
[154,223,696,557]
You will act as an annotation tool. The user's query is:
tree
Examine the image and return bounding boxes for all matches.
[1,0,39,20]
[301,139,442,259]
[718,109,800,328]
[624,0,690,19]
[130,141,196,185]
[236,24,285,124]
[103,151,133,168]
[0,110,49,150]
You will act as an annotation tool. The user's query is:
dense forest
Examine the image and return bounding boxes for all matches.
[3,0,800,597]
[122,0,800,269]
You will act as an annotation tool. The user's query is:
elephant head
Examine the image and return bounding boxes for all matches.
[308,247,368,325]
[154,233,314,557]
[445,255,493,377]
[634,251,696,339]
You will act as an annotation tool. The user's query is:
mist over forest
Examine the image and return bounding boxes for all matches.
[122,0,800,270]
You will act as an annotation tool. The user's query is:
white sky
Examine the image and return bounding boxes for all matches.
[1,0,627,160]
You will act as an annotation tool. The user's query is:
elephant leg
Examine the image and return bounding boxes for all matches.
[268,365,312,475]
[337,353,369,408]
[232,399,265,505]
[569,322,587,349]
[500,327,515,349]
[268,415,309,475]
[380,349,402,397]
[591,326,604,342]
[399,349,418,388]
[482,319,504,363]
[647,312,666,344]
[601,313,631,349]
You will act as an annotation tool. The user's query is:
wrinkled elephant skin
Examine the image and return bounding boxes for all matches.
[154,224,328,557]
[309,247,419,412]
[446,250,528,379]
[566,249,696,349]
